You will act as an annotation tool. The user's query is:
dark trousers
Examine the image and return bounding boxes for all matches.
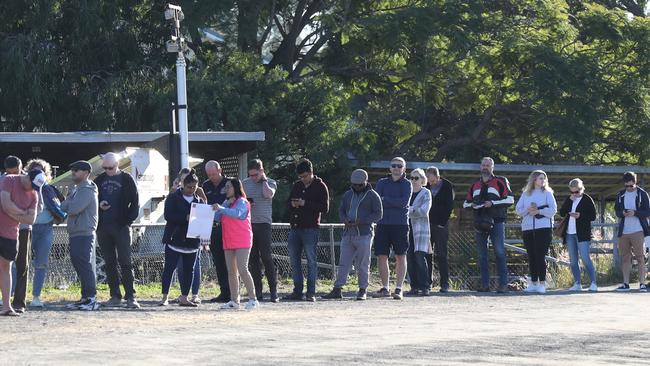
[209,225,230,297]
[12,229,31,308]
[249,223,278,296]
[161,245,197,296]
[97,224,136,299]
[407,228,430,291]
[523,228,552,282]
[426,224,450,289]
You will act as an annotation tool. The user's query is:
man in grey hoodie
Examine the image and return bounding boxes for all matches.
[61,160,99,311]
[323,169,382,300]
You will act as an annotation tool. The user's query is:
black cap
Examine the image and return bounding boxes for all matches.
[69,160,92,172]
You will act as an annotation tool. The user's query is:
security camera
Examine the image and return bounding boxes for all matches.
[166,39,181,53]
[164,4,184,21]
[199,28,225,44]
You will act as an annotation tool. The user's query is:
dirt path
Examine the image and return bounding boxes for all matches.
[3,286,650,365]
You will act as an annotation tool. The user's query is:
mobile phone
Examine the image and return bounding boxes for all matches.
[624,209,630,213]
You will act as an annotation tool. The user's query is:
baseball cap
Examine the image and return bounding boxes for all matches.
[69,160,92,172]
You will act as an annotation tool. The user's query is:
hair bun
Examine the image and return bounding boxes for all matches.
[189,168,196,175]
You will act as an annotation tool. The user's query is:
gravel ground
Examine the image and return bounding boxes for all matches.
[2,285,650,365]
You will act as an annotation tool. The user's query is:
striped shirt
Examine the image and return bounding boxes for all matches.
[243,177,276,224]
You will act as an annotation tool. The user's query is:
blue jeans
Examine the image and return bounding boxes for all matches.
[288,228,319,295]
[566,234,596,284]
[69,235,97,299]
[177,250,201,296]
[476,222,508,288]
[32,224,54,298]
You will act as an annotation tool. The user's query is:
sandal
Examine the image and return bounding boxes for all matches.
[179,300,198,307]
[1,310,20,317]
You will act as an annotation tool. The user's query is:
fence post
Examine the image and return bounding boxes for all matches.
[329,225,337,281]
[613,230,620,270]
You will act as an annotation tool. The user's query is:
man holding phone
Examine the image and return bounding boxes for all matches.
[614,171,650,292]
[243,159,279,302]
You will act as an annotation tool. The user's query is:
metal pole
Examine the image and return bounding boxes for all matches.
[176,53,189,169]
[329,225,337,281]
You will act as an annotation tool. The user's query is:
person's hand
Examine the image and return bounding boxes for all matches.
[624,210,635,217]
[527,207,539,216]
[471,203,480,209]
[260,172,267,181]
[569,212,580,219]
[212,203,223,211]
[99,201,111,211]
[483,201,493,208]
[296,198,305,207]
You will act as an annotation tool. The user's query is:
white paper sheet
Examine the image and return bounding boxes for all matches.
[187,203,214,240]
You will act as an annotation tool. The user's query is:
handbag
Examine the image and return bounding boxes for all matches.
[554,216,568,237]
[474,209,494,232]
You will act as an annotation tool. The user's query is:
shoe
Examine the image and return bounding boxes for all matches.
[209,293,231,303]
[13,307,26,314]
[283,292,303,301]
[305,293,316,302]
[524,284,538,293]
[245,299,260,310]
[405,288,420,297]
[269,291,280,303]
[356,289,367,301]
[615,283,631,292]
[568,283,582,292]
[30,297,44,308]
[536,284,546,294]
[640,283,647,292]
[159,299,169,306]
[104,297,123,307]
[220,301,240,310]
[589,282,598,292]
[421,288,431,296]
[392,288,403,300]
[439,286,449,293]
[497,285,509,294]
[179,300,198,308]
[257,295,264,302]
[78,298,100,311]
[476,286,490,293]
[66,298,87,310]
[126,298,141,309]
[322,288,343,299]
[190,296,202,304]
[373,288,391,298]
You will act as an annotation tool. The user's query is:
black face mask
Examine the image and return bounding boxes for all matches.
[352,184,366,192]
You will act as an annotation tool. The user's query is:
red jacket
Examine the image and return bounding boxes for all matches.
[463,175,514,223]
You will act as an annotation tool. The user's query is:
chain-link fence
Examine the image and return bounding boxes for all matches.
[33,222,621,291]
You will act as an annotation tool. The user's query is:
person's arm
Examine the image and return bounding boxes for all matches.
[463,184,475,209]
[614,194,624,218]
[0,191,25,217]
[60,188,93,215]
[440,181,455,224]
[583,195,597,222]
[219,199,249,220]
[366,191,383,224]
[262,179,277,199]
[539,192,557,218]
[42,185,68,220]
[164,195,186,224]
[338,191,350,223]
[126,174,140,224]
[491,177,515,207]
[196,187,208,203]
[515,195,528,217]
[287,182,298,211]
[17,208,37,225]
[303,181,329,213]
[410,190,432,218]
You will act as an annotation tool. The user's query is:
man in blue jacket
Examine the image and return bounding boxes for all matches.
[373,157,412,300]
[614,171,650,292]
[323,169,382,300]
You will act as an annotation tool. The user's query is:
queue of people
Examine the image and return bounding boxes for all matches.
[1,152,649,317]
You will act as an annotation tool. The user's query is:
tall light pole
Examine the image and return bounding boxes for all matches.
[165,4,189,169]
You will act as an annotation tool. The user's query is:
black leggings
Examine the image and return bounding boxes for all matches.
[522,228,552,282]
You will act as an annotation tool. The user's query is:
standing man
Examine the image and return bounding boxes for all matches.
[243,159,280,302]
[373,157,412,300]
[0,169,38,316]
[425,166,455,293]
[61,160,100,311]
[614,172,650,292]
[463,157,514,293]
[323,169,382,300]
[94,152,141,309]
[2,156,35,313]
[286,159,329,302]
[203,160,231,302]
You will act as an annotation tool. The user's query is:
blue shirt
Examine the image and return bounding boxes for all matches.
[376,174,412,226]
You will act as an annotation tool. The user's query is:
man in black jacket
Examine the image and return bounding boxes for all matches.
[425,167,454,293]
[94,152,140,309]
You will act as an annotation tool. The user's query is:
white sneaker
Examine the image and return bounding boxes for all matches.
[245,299,259,310]
[30,297,44,307]
[536,284,546,294]
[524,283,538,293]
[77,298,100,311]
[588,282,598,292]
[568,283,582,292]
[220,301,240,310]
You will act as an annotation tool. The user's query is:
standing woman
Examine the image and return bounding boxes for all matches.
[160,170,202,307]
[26,159,67,308]
[213,178,258,310]
[559,178,597,291]
[406,169,433,296]
[515,170,557,294]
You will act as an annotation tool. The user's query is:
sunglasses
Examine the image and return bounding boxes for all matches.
[102,166,116,171]
[625,184,635,188]
[570,190,580,194]
[391,164,404,169]
[352,183,365,187]
[410,176,420,181]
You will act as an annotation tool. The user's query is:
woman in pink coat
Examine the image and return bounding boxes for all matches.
[213,178,258,310]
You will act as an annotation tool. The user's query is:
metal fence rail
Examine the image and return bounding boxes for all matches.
[32,222,622,291]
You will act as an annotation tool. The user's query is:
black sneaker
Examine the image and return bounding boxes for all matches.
[77,298,100,311]
[209,293,231,303]
[405,288,420,297]
[439,285,449,293]
[269,291,280,303]
[304,293,316,302]
[616,283,631,292]
[356,288,367,301]
[283,292,303,301]
[640,283,647,292]
[392,288,403,300]
[322,288,343,299]
[66,298,87,310]
[372,288,391,298]
[421,289,431,296]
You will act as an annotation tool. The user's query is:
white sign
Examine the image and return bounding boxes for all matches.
[187,203,214,240]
